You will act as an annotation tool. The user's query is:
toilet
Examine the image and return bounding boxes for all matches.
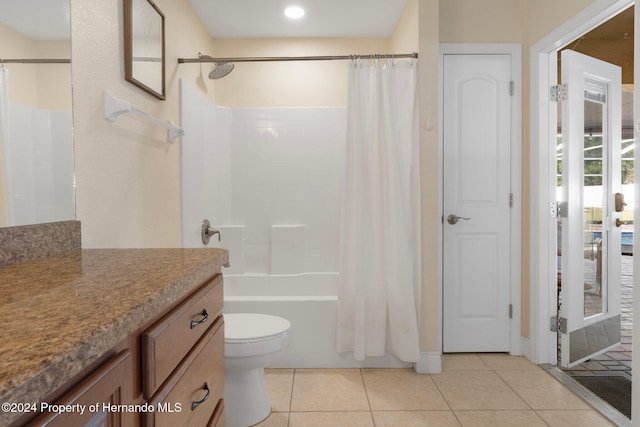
[223,313,291,427]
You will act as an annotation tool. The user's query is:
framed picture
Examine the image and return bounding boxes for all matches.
[124,0,165,100]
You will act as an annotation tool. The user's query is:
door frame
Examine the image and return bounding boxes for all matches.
[528,0,633,367]
[439,43,522,355]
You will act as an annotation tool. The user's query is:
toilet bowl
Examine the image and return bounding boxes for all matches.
[224,313,291,427]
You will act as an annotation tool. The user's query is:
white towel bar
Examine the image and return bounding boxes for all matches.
[103,90,184,143]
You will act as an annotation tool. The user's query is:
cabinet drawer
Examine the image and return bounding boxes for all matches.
[142,274,223,398]
[145,316,224,427]
[27,351,134,427]
[207,400,224,427]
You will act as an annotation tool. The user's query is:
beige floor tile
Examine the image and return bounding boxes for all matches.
[442,354,491,371]
[535,409,616,426]
[361,369,449,410]
[289,411,374,427]
[432,371,529,410]
[265,369,294,412]
[497,369,591,410]
[454,410,548,426]
[373,410,461,427]
[478,353,540,370]
[290,369,370,411]
[254,411,290,427]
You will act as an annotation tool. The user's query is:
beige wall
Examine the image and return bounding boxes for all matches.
[418,0,441,354]
[440,0,525,43]
[35,41,72,110]
[0,25,71,109]
[210,38,390,107]
[68,0,420,243]
[436,0,598,340]
[392,0,419,53]
[66,0,604,352]
[210,0,418,108]
[71,0,215,247]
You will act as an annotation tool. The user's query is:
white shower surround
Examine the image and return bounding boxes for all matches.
[1,101,74,226]
[181,79,344,273]
[180,80,410,368]
[229,106,345,273]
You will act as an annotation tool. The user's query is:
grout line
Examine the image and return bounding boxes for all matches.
[492,368,537,412]
[358,368,377,426]
[287,369,296,427]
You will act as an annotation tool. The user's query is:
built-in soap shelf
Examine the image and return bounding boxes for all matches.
[103,90,184,143]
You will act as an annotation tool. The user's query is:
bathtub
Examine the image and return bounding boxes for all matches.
[222,272,411,368]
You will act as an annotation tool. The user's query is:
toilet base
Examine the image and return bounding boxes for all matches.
[224,366,271,427]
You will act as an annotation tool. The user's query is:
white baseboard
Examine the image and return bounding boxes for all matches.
[414,352,441,374]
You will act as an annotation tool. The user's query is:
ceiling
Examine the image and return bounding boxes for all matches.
[187,0,408,39]
[558,6,634,131]
[559,6,634,84]
[0,0,70,40]
[0,0,407,41]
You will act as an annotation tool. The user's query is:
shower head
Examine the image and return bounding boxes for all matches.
[197,52,234,80]
[208,62,234,79]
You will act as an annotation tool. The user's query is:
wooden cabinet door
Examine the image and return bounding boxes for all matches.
[29,351,134,427]
[144,317,224,427]
[141,274,223,398]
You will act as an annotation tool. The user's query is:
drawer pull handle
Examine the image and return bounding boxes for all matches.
[191,382,210,411]
[190,309,209,329]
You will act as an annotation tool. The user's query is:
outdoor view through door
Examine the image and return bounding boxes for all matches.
[557,50,622,368]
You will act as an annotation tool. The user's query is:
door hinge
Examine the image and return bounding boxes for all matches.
[550,84,568,102]
[509,193,514,208]
[550,315,567,333]
[509,304,513,319]
[509,81,515,96]
[550,201,567,218]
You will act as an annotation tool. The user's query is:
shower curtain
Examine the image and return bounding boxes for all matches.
[337,58,421,362]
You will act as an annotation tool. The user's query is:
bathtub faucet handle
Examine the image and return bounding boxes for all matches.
[201,219,221,245]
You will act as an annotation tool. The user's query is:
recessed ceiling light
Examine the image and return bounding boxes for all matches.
[284,6,305,19]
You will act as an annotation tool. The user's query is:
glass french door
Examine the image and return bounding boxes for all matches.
[559,49,622,368]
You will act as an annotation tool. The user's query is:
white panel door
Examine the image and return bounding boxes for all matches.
[559,50,622,368]
[443,54,512,352]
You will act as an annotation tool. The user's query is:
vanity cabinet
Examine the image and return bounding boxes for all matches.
[27,351,135,427]
[144,317,224,427]
[142,274,225,427]
[141,274,224,399]
[17,272,225,427]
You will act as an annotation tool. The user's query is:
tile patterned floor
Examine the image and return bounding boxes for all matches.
[255,354,615,427]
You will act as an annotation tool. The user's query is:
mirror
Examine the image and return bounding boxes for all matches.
[0,0,74,227]
[124,0,166,100]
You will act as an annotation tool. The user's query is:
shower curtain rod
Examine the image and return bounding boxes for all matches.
[178,52,417,64]
[0,59,70,64]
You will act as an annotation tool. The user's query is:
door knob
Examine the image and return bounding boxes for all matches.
[447,214,471,225]
[616,218,624,228]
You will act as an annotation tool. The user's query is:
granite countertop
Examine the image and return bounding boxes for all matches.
[0,248,228,426]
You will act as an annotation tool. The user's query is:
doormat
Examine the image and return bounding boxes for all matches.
[572,375,631,419]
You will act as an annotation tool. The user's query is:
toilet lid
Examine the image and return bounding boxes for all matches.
[224,313,291,342]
